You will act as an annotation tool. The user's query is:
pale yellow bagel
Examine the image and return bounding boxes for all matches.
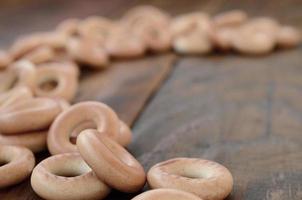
[131,189,202,200]
[212,10,248,28]
[232,27,276,55]
[210,27,236,51]
[10,32,67,59]
[56,18,80,36]
[31,153,110,200]
[77,16,114,42]
[105,27,146,58]
[69,120,132,147]
[77,129,146,193]
[122,5,170,29]
[22,46,56,64]
[118,120,132,147]
[170,12,211,37]
[47,101,121,155]
[232,17,280,55]
[0,86,33,108]
[0,97,62,134]
[0,50,12,69]
[121,6,171,53]
[33,62,79,102]
[66,36,109,69]
[277,26,301,48]
[56,98,71,111]
[147,158,233,200]
[171,13,213,54]
[0,60,36,93]
[0,130,47,153]
[210,10,246,51]
[132,22,172,52]
[0,145,35,188]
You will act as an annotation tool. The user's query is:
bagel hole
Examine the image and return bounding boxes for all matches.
[181,167,213,179]
[70,121,97,144]
[0,160,9,167]
[54,171,83,178]
[39,79,58,91]
[51,159,91,178]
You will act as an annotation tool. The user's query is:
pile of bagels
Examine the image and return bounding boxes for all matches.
[0,5,301,71]
[0,4,300,200]
[0,100,233,200]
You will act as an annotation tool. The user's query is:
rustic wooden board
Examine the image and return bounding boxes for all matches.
[0,0,302,199]
[131,49,302,200]
[76,54,175,126]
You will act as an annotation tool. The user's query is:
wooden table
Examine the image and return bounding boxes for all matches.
[0,0,301,199]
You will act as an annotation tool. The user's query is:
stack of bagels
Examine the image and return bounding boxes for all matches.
[0,4,300,200]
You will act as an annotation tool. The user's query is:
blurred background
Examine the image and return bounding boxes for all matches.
[0,0,301,47]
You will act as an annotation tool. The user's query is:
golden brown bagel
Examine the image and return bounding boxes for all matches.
[22,46,56,64]
[0,50,12,69]
[232,17,280,55]
[212,10,248,28]
[0,86,33,108]
[78,16,115,43]
[0,60,36,93]
[66,37,109,69]
[147,158,233,200]
[277,26,301,48]
[77,129,146,192]
[10,32,67,59]
[31,153,110,200]
[0,145,35,188]
[47,101,121,155]
[171,13,213,54]
[105,26,146,58]
[0,130,47,153]
[33,61,79,102]
[0,97,62,134]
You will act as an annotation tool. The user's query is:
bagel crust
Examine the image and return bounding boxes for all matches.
[31,153,110,200]
[0,145,35,188]
[147,158,233,200]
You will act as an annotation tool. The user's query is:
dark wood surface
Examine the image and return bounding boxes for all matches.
[0,0,302,199]
[131,50,302,200]
[76,54,175,126]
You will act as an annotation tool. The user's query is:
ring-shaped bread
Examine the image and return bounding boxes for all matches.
[0,145,35,188]
[47,101,121,155]
[77,129,146,192]
[31,153,110,200]
[147,158,233,200]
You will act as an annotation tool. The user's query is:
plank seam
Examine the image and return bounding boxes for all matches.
[131,55,180,128]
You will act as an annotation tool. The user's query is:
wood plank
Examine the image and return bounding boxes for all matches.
[76,54,175,126]
[130,49,302,200]
[1,0,302,199]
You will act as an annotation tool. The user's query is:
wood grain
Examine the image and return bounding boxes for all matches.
[130,50,302,200]
[76,54,175,126]
[0,0,302,199]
